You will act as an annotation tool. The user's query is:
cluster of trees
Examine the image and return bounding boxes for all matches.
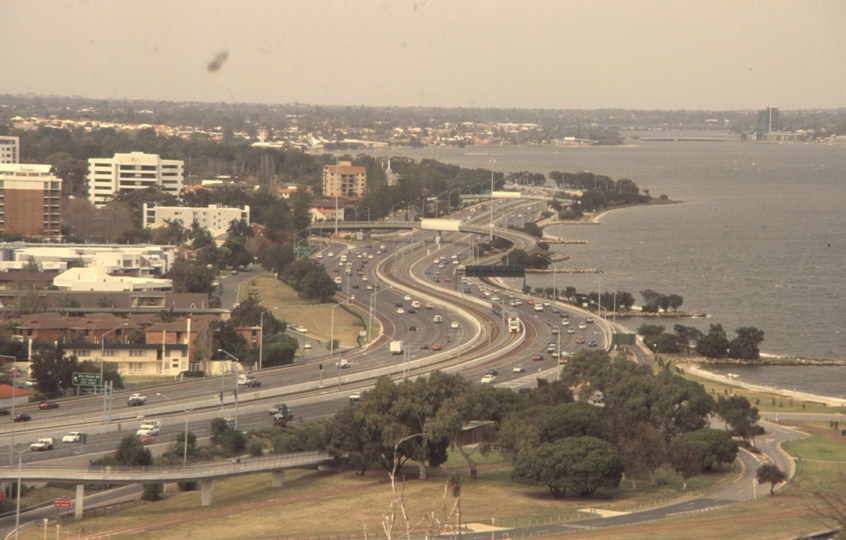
[508,221,544,238]
[639,289,684,313]
[638,323,766,360]
[279,259,338,303]
[325,349,754,498]
[28,349,123,398]
[502,249,550,269]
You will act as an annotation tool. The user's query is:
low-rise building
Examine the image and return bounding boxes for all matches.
[0,243,177,274]
[87,152,184,207]
[53,267,172,292]
[323,161,366,198]
[142,203,249,232]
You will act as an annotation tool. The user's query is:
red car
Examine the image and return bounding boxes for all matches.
[526,300,535,305]
[444,277,451,282]
[333,267,340,273]
[575,337,586,344]
[532,354,543,361]
[432,344,443,351]
[479,293,488,298]
[138,434,156,445]
[38,402,59,410]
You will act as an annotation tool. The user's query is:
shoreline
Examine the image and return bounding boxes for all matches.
[685,363,846,409]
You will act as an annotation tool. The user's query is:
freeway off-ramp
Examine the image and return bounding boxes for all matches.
[0,198,831,538]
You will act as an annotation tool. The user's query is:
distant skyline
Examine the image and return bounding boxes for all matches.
[2,1,845,111]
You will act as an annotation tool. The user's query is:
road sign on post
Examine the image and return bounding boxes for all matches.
[72,372,102,387]
[54,498,72,509]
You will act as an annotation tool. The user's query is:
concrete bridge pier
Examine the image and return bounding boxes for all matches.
[200,479,214,506]
[271,470,285,487]
[75,484,84,519]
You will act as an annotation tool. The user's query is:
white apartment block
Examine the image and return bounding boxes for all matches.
[142,203,250,232]
[87,152,184,207]
[323,161,367,198]
[0,243,177,274]
[0,137,20,164]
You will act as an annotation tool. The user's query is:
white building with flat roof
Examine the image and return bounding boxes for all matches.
[87,152,184,207]
[53,266,172,292]
[142,203,249,233]
[0,136,20,164]
[0,243,177,274]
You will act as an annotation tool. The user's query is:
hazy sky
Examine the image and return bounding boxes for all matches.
[2,0,845,110]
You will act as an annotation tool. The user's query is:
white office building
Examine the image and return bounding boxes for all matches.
[142,203,249,232]
[87,152,184,207]
[0,136,20,164]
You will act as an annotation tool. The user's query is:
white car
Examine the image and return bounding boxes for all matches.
[512,365,525,373]
[450,321,459,329]
[397,308,405,314]
[136,425,160,436]
[366,285,374,290]
[579,323,587,330]
[368,255,374,259]
[315,254,323,259]
[481,374,496,384]
[438,264,445,269]
[433,259,440,264]
[349,391,362,402]
[534,305,544,312]
[362,276,368,282]
[380,245,386,250]
[334,277,342,284]
[328,252,334,257]
[336,359,351,369]
[562,321,570,326]
[303,343,312,349]
[543,302,551,307]
[62,432,82,443]
[404,295,412,301]
[491,296,500,301]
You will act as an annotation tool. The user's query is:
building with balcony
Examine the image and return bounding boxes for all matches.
[0,136,20,164]
[322,161,366,198]
[87,152,184,207]
[0,164,62,238]
[142,203,249,232]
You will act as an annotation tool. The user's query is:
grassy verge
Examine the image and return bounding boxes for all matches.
[25,449,737,539]
[237,273,380,348]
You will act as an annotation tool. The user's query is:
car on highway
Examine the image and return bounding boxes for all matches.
[303,342,312,349]
[561,320,569,326]
[568,329,576,334]
[534,305,544,312]
[432,344,443,351]
[395,301,403,307]
[409,325,417,331]
[13,413,31,422]
[334,277,342,284]
[138,434,156,445]
[478,292,487,297]
[407,307,416,314]
[509,300,522,306]
[333,267,339,272]
[136,425,160,436]
[586,318,594,324]
[513,364,525,373]
[450,321,459,329]
[30,437,55,451]
[433,315,443,323]
[425,303,434,309]
[480,374,496,384]
[366,285,373,290]
[362,276,368,282]
[588,340,598,347]
[485,368,498,376]
[578,323,587,330]
[0,408,9,416]
[464,287,472,293]
[560,312,570,318]
[433,259,440,264]
[397,308,405,314]
[352,284,359,289]
[349,392,362,402]
[420,343,429,349]
[315,253,323,259]
[39,401,59,410]
[526,300,535,305]
[327,252,334,257]
[404,295,412,301]
[433,277,440,282]
[336,359,351,369]
[444,277,451,282]
[575,337,586,344]
[62,432,82,443]
[532,354,544,361]
[246,379,262,387]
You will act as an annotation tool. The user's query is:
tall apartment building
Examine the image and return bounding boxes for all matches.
[142,203,250,231]
[0,164,62,238]
[0,136,20,164]
[322,161,367,198]
[756,107,779,141]
[87,152,184,207]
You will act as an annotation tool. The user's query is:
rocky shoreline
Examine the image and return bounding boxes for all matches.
[680,356,846,367]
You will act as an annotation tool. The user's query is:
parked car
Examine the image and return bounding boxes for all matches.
[13,413,31,422]
[39,402,59,410]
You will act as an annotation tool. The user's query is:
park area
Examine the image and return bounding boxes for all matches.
[238,272,378,350]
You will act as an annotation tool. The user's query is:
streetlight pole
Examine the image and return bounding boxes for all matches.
[217,349,240,429]
[434,191,447,218]
[368,285,390,343]
[448,188,460,214]
[101,324,127,423]
[331,297,352,360]
[1,355,18,466]
[489,160,496,240]
[259,307,277,371]
[334,155,339,237]
[156,393,195,464]
[14,448,26,540]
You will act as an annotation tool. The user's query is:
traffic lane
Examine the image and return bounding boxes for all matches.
[220,269,261,309]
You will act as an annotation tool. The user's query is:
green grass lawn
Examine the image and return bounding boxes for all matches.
[238,273,380,348]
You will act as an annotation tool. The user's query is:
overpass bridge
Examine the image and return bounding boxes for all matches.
[0,450,334,515]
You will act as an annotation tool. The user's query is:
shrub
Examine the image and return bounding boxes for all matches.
[247,439,265,457]
[142,483,164,501]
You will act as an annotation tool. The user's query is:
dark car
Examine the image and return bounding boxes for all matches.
[560,312,570,318]
[588,340,598,347]
[38,402,59,410]
[246,380,262,387]
[352,284,359,289]
[127,397,145,407]
[485,368,499,376]
[0,408,10,416]
[409,325,417,331]
[13,413,31,422]
[395,301,403,307]
[434,277,440,283]
[407,308,416,314]
[420,343,429,349]
[464,287,472,293]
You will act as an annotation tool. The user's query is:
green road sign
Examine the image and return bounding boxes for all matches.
[72,372,101,387]
[295,246,312,256]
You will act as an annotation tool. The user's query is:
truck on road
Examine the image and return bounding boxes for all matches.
[390,341,403,355]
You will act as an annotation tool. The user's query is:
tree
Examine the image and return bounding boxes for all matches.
[300,268,337,302]
[115,434,153,466]
[668,441,700,489]
[220,428,247,456]
[326,403,387,476]
[696,326,731,358]
[674,428,738,471]
[257,243,295,274]
[168,259,216,294]
[30,349,77,398]
[673,324,704,355]
[716,395,761,445]
[667,294,684,311]
[637,324,665,338]
[512,437,624,498]
[226,219,254,242]
[210,418,230,445]
[756,464,787,496]
[728,326,766,360]
[538,402,602,443]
